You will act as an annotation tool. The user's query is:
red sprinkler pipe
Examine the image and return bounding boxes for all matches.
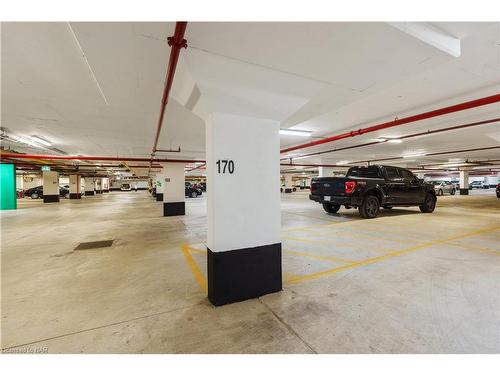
[281,94,500,154]
[281,117,500,161]
[151,22,188,158]
[0,152,205,164]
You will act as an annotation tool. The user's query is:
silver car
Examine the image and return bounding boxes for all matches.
[430,180,456,196]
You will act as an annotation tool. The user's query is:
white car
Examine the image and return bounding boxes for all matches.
[430,181,456,196]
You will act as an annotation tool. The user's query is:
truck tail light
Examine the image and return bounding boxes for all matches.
[345,181,357,194]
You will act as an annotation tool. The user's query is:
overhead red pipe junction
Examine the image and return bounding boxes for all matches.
[281,94,500,154]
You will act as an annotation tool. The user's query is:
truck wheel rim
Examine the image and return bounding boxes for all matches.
[367,199,378,216]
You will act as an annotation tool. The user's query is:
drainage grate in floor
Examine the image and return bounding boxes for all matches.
[74,240,114,251]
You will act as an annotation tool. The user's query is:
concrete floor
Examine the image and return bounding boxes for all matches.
[1,190,499,353]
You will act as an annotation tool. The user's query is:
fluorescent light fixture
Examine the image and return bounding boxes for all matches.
[336,160,350,165]
[402,152,426,158]
[19,137,43,148]
[30,135,52,147]
[279,129,312,137]
[377,137,403,143]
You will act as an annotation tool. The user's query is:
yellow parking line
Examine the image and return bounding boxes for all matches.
[189,247,207,254]
[286,249,355,264]
[283,236,332,244]
[286,226,500,285]
[181,244,207,292]
[446,242,500,256]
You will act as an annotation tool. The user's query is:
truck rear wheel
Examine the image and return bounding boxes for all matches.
[359,195,380,219]
[322,203,340,214]
[419,193,436,213]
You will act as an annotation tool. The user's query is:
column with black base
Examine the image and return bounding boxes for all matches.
[318,166,334,177]
[95,178,102,194]
[69,174,81,199]
[163,163,185,216]
[284,174,293,193]
[102,177,110,193]
[459,170,469,195]
[42,171,60,203]
[155,173,164,201]
[206,113,281,306]
[84,177,95,196]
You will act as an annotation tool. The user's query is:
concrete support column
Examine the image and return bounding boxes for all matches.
[284,174,293,193]
[206,113,281,306]
[102,177,110,193]
[42,171,60,203]
[155,173,165,201]
[162,163,186,216]
[0,164,17,210]
[69,174,82,199]
[318,167,334,177]
[84,177,95,196]
[95,178,102,194]
[459,170,469,195]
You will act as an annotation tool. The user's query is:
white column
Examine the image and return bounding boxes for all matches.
[318,166,334,177]
[102,177,109,192]
[42,171,59,203]
[206,112,281,306]
[459,170,469,195]
[284,174,293,193]
[162,163,186,216]
[69,174,81,199]
[84,177,95,196]
[95,178,102,194]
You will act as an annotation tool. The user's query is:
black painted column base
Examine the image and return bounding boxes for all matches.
[85,191,95,196]
[207,243,282,306]
[103,189,109,193]
[95,190,102,194]
[163,201,185,216]
[43,195,60,203]
[156,193,164,201]
[69,193,81,199]
[284,188,293,193]
[460,188,469,195]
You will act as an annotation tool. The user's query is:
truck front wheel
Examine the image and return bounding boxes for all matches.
[359,195,380,219]
[322,203,340,214]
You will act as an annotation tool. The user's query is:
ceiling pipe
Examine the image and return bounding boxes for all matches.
[346,145,500,165]
[281,117,500,161]
[0,152,205,164]
[281,94,500,154]
[150,22,188,164]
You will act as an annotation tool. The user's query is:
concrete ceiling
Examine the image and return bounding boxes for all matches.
[1,22,499,175]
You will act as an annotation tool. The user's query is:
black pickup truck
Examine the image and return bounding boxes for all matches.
[310,165,436,219]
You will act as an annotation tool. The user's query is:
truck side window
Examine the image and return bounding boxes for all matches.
[385,167,400,180]
[400,169,416,181]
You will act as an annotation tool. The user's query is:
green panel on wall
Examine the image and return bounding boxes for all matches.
[0,164,17,210]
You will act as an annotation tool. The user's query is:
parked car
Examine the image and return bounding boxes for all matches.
[496,183,500,198]
[23,185,70,199]
[199,182,206,192]
[430,180,456,196]
[469,181,488,189]
[120,183,131,191]
[185,182,202,198]
[310,165,436,219]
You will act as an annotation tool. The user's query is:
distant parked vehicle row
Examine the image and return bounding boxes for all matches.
[185,182,202,198]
